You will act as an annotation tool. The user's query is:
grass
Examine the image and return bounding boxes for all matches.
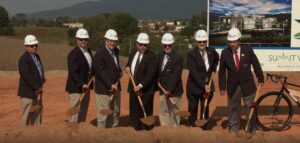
[11,26,69,45]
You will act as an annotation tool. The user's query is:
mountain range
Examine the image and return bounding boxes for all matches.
[27,0,207,20]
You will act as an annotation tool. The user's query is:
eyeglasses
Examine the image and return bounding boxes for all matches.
[139,43,148,47]
[163,45,172,48]
[29,44,38,48]
[78,39,88,41]
[198,41,207,44]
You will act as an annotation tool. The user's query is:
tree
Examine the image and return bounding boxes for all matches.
[163,25,169,32]
[75,13,139,52]
[0,6,14,35]
[11,13,27,27]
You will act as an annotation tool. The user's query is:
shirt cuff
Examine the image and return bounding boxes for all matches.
[138,84,143,88]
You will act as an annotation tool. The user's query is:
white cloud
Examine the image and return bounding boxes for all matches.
[210,0,291,14]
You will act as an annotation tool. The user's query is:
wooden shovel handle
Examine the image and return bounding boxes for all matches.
[158,82,176,105]
[245,83,262,131]
[127,71,147,117]
[79,77,94,102]
[202,72,215,119]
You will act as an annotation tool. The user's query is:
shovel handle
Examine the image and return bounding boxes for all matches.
[78,77,94,102]
[245,83,262,132]
[202,72,215,119]
[158,82,176,105]
[109,81,120,101]
[127,71,148,117]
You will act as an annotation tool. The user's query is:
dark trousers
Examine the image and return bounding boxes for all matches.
[129,92,154,130]
[228,85,256,133]
[187,91,214,126]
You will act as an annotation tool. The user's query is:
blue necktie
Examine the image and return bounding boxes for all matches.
[32,55,44,80]
[161,54,169,71]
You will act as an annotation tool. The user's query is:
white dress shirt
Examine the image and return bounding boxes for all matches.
[106,46,118,67]
[79,46,92,69]
[131,51,144,88]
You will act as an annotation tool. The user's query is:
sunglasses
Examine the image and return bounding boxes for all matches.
[163,45,172,48]
[139,43,148,47]
[29,44,38,48]
[78,39,88,41]
[198,41,207,44]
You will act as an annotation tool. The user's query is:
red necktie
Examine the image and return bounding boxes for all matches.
[234,50,240,71]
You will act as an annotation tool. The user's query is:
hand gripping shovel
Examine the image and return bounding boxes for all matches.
[67,78,93,116]
[99,82,119,115]
[245,83,262,132]
[157,82,190,119]
[29,91,43,113]
[195,72,215,127]
[127,72,155,126]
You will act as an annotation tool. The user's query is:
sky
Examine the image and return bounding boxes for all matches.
[0,0,98,15]
[210,0,291,15]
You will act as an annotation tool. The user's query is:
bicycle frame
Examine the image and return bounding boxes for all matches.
[283,83,300,106]
[267,73,300,106]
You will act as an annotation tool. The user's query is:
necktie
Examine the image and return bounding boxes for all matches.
[111,50,118,66]
[161,54,169,71]
[200,50,205,62]
[32,55,44,80]
[134,53,140,77]
[234,50,240,71]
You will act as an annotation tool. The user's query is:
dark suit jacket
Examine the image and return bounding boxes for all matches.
[126,50,157,96]
[218,46,264,96]
[157,50,183,97]
[94,46,122,95]
[66,46,93,93]
[186,47,219,95]
[18,51,45,99]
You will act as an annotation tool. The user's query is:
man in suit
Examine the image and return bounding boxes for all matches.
[18,35,45,126]
[66,28,93,123]
[157,33,183,126]
[125,33,157,130]
[219,28,264,136]
[186,30,219,127]
[94,29,122,128]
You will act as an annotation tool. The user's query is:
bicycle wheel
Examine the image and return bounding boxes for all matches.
[256,91,293,131]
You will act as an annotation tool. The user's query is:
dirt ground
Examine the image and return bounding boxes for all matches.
[0,70,300,143]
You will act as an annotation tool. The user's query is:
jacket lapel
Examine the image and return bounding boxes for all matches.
[26,52,43,81]
[161,50,174,73]
[228,48,238,72]
[104,46,119,69]
[76,46,90,70]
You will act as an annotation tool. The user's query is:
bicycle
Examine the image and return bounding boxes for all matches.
[255,73,300,131]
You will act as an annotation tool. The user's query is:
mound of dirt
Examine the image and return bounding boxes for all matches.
[0,122,299,143]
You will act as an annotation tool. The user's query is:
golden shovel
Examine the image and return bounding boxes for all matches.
[29,91,43,113]
[245,83,262,132]
[99,82,120,115]
[195,72,215,127]
[157,82,190,118]
[127,71,155,126]
[67,78,93,116]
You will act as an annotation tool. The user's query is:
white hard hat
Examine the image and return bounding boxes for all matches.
[136,33,150,44]
[75,28,89,39]
[161,33,175,45]
[24,35,39,45]
[104,29,118,41]
[227,28,241,41]
[195,30,208,41]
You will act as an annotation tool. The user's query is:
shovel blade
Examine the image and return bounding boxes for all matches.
[195,119,208,127]
[140,116,155,126]
[67,107,81,116]
[99,109,113,115]
[29,105,42,113]
[176,111,190,118]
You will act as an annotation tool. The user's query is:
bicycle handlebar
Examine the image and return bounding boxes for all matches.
[266,73,287,84]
